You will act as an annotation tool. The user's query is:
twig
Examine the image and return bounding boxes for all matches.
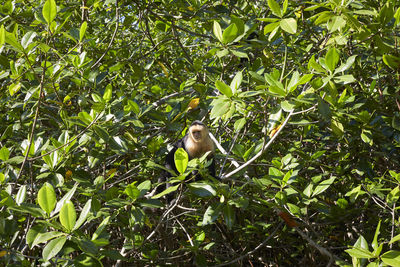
[294,227,343,266]
[222,110,294,179]
[171,20,193,66]
[91,0,119,69]
[214,222,283,267]
[176,218,194,246]
[28,113,102,161]
[15,55,46,186]
[143,189,182,244]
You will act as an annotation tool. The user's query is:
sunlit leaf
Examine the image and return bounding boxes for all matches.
[43,0,57,24]
[280,18,297,34]
[59,200,76,232]
[38,183,56,216]
[42,236,67,261]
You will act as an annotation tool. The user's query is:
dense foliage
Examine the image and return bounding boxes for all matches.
[1,0,400,266]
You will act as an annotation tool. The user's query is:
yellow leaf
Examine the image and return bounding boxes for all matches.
[188,98,200,110]
[107,168,117,177]
[269,123,282,137]
[0,250,7,257]
[65,170,72,180]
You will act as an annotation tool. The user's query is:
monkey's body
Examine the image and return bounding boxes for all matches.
[164,134,216,177]
[159,121,216,196]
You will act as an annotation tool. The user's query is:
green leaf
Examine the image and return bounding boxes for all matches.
[280,18,297,34]
[21,31,37,49]
[73,199,91,231]
[216,80,233,97]
[16,185,27,205]
[152,184,180,199]
[386,186,400,206]
[334,74,356,84]
[103,84,112,102]
[361,129,373,145]
[26,225,46,248]
[222,23,238,44]
[52,182,78,216]
[38,183,57,216]
[335,55,357,73]
[381,251,400,266]
[43,0,57,25]
[223,205,235,230]
[345,247,374,259]
[281,100,295,112]
[264,22,280,34]
[383,54,400,69]
[0,25,5,47]
[268,0,282,17]
[174,148,188,174]
[213,21,223,43]
[389,233,400,245]
[5,31,23,51]
[32,231,64,248]
[303,184,313,198]
[331,119,344,137]
[312,176,335,197]
[325,47,340,72]
[9,82,21,96]
[79,21,87,42]
[124,182,141,201]
[59,200,76,232]
[308,55,326,73]
[372,220,381,251]
[210,99,230,119]
[202,204,221,226]
[92,216,110,240]
[188,182,217,197]
[42,236,67,261]
[234,118,246,131]
[137,180,151,198]
[230,71,242,94]
[0,146,10,161]
[327,15,346,32]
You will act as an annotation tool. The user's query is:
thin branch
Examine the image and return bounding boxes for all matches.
[91,0,119,69]
[15,57,46,185]
[175,218,194,247]
[294,227,343,266]
[141,189,182,245]
[171,20,193,66]
[222,110,294,179]
[28,112,102,161]
[214,222,283,267]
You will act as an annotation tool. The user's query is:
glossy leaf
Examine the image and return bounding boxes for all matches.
[59,200,76,232]
[174,148,188,174]
[325,47,340,72]
[222,23,238,44]
[92,216,110,240]
[280,18,297,34]
[38,183,56,216]
[213,21,223,43]
[73,199,92,231]
[268,0,282,17]
[215,80,233,97]
[42,0,57,24]
[79,21,87,42]
[42,236,67,261]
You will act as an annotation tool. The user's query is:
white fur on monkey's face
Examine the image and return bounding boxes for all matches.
[190,125,206,142]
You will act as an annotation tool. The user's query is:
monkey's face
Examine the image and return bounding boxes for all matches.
[191,130,202,141]
[189,125,206,142]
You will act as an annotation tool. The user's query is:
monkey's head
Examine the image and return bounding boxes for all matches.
[189,121,208,143]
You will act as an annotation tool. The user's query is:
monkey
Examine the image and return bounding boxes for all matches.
[157,121,217,198]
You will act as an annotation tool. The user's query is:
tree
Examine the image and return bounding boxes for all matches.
[0,0,400,266]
